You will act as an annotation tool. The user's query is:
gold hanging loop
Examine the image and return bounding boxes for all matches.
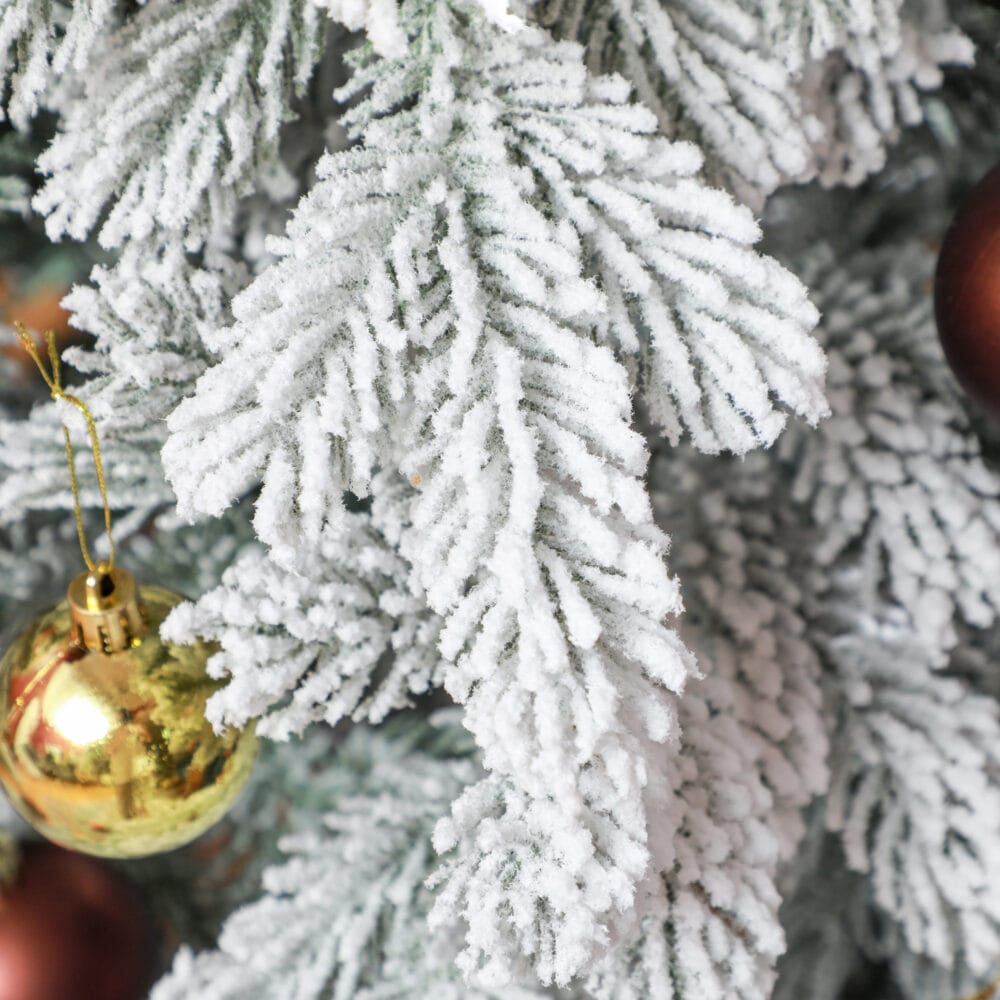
[14,324,115,573]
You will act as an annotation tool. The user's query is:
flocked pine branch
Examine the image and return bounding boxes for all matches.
[33,0,323,251]
[429,448,827,999]
[577,451,828,1000]
[429,769,651,988]
[774,653,1000,1000]
[514,80,826,453]
[653,450,830,859]
[759,0,902,71]
[777,242,1000,663]
[170,461,673,988]
[150,717,548,1000]
[162,9,686,986]
[0,398,171,524]
[798,0,973,188]
[63,245,245,438]
[312,0,522,59]
[764,239,1000,987]
[162,0,825,527]
[821,606,1000,979]
[554,0,969,205]
[161,0,829,981]
[0,0,117,128]
[161,471,443,739]
[311,0,409,58]
[583,705,787,1000]
[172,459,665,987]
[0,246,243,524]
[0,518,78,617]
[557,0,819,206]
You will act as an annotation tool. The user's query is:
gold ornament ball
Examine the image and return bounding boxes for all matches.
[0,565,258,859]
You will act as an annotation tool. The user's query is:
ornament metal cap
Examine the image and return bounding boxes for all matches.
[67,563,147,655]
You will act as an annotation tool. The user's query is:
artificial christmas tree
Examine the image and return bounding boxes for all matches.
[0,0,998,997]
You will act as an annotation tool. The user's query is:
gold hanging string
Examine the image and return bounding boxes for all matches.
[959,973,1000,1000]
[14,324,115,572]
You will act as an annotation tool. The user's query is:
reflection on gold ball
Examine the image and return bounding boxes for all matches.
[0,582,257,858]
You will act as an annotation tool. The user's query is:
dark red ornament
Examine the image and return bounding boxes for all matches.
[934,163,1000,416]
[0,842,158,1000]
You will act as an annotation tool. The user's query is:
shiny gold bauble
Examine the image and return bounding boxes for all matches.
[0,565,257,858]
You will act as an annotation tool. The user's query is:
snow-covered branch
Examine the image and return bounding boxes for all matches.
[557,0,969,205]
[162,473,443,739]
[584,452,828,1000]
[151,719,548,1000]
[0,0,117,127]
[34,0,323,250]
[822,611,1000,977]
[778,243,1000,662]
[0,247,241,523]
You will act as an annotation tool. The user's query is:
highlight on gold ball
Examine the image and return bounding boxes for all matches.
[0,326,258,859]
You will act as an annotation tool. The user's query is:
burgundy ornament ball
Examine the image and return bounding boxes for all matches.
[0,842,157,1000]
[934,163,1000,415]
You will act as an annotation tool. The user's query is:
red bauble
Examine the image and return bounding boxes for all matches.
[0,842,157,1000]
[935,163,1000,415]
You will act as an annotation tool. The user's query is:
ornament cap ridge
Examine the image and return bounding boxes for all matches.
[67,564,147,654]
